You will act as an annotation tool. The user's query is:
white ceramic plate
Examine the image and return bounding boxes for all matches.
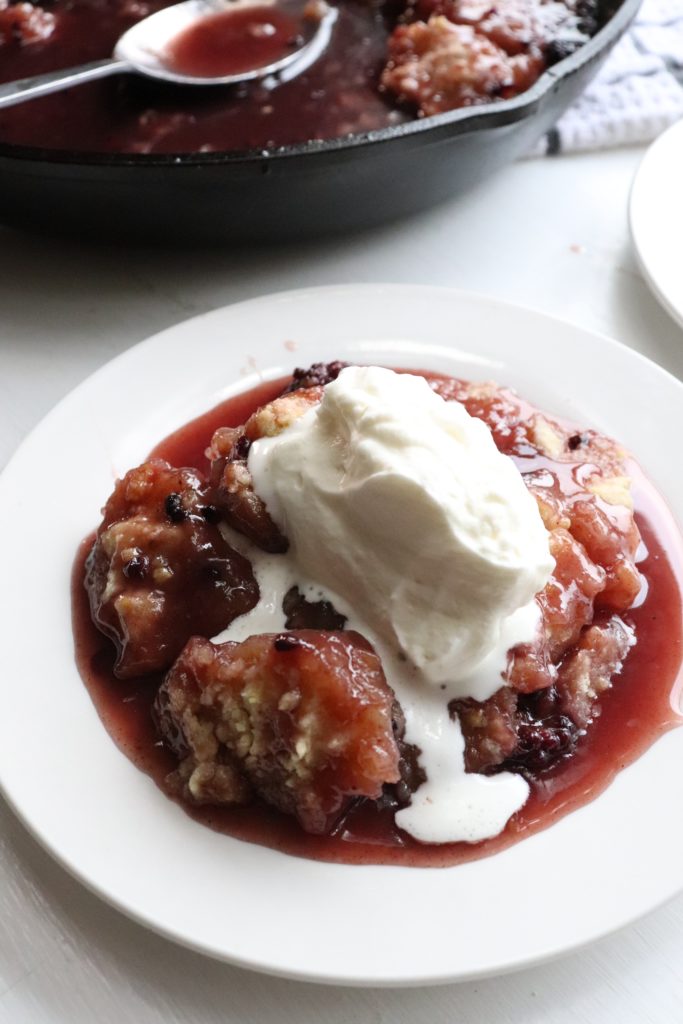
[630,118,683,330]
[1,284,683,987]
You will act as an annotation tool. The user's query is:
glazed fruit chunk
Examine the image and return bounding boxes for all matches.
[154,631,402,834]
[453,687,518,774]
[207,385,322,551]
[382,0,599,117]
[381,16,544,116]
[412,0,598,62]
[427,376,643,775]
[456,617,634,775]
[557,617,635,729]
[85,459,258,678]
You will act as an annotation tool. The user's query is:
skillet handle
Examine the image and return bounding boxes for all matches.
[0,59,130,110]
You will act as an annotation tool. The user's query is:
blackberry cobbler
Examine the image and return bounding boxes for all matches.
[73,360,683,867]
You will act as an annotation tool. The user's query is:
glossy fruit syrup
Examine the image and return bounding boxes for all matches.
[164,6,304,79]
[0,0,402,154]
[72,375,683,867]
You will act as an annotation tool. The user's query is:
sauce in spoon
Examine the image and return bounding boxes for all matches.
[164,4,307,79]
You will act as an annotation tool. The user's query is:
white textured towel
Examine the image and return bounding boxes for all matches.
[532,0,683,154]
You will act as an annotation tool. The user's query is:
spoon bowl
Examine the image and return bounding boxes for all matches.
[117,0,336,85]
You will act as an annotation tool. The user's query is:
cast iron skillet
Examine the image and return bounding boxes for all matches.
[0,0,640,244]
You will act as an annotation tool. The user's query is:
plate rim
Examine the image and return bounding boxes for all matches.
[629,118,683,331]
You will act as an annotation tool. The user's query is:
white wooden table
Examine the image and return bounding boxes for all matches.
[1,145,682,1023]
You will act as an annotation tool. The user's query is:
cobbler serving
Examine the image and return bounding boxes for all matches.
[1,0,616,154]
[73,360,683,867]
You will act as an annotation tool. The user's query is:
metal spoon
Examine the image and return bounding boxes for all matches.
[0,0,336,109]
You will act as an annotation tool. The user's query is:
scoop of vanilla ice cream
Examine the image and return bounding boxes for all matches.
[248,365,554,685]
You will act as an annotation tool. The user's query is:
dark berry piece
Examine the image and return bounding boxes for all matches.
[203,563,224,582]
[274,634,301,652]
[544,39,581,64]
[282,586,347,630]
[122,551,149,580]
[284,361,349,393]
[165,492,187,523]
[234,435,251,460]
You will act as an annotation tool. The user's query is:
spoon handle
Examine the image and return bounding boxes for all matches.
[0,59,131,110]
